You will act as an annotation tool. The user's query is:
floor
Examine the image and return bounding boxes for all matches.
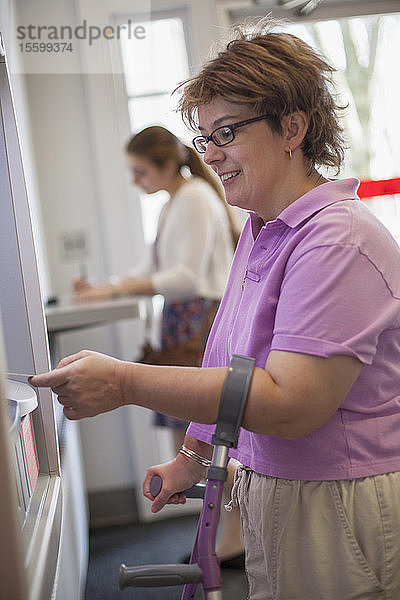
[85,514,248,599]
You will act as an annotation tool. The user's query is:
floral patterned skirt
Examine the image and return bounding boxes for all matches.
[153,297,219,429]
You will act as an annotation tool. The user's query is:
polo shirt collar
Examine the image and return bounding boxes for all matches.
[249,178,360,239]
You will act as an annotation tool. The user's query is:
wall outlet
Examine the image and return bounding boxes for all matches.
[59,231,88,262]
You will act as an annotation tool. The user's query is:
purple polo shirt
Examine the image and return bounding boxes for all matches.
[187,178,400,480]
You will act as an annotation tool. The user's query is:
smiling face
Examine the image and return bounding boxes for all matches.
[197,97,291,222]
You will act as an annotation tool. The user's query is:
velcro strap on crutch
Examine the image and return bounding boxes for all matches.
[211,354,255,448]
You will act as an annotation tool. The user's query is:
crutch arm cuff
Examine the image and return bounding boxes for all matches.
[212,354,255,448]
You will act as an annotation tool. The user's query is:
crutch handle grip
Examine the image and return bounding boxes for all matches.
[119,563,202,589]
[150,474,162,497]
[150,475,206,499]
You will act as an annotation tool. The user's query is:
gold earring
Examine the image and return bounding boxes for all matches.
[289,149,293,160]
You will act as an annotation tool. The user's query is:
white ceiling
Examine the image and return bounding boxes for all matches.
[228,0,400,22]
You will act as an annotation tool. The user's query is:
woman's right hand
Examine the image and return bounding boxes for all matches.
[143,454,206,514]
[72,280,118,302]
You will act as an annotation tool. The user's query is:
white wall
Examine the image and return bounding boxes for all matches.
[12,0,223,301]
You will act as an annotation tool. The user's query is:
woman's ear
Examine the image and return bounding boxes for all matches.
[282,111,309,153]
[163,156,179,177]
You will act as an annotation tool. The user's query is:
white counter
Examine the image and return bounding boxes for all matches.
[45,295,147,335]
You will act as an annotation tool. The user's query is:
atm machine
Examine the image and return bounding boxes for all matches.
[0,34,88,599]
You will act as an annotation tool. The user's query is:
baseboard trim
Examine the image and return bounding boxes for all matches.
[88,487,139,528]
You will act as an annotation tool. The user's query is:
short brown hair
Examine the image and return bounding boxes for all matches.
[177,20,346,172]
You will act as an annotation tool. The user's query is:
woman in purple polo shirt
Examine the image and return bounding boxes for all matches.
[31,19,400,599]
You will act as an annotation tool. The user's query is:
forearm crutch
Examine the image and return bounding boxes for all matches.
[118,354,255,599]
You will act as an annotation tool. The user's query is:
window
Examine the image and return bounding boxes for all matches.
[120,16,190,243]
[286,14,400,243]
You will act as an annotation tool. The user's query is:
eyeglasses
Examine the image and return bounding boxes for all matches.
[192,114,273,154]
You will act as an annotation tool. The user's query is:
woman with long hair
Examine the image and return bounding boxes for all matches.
[75,125,238,443]
[73,125,244,566]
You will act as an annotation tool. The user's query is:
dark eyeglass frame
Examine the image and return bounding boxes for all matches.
[192,114,273,154]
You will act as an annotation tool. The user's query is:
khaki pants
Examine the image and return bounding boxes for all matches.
[232,467,400,600]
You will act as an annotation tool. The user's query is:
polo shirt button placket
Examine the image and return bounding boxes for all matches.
[241,268,248,291]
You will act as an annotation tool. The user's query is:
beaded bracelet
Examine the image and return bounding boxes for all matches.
[179,445,212,468]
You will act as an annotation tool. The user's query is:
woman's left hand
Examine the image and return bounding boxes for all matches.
[74,282,117,302]
[29,350,127,419]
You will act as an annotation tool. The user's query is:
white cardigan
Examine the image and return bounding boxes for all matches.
[131,178,234,302]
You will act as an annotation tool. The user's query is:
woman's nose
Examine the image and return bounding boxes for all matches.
[203,142,225,166]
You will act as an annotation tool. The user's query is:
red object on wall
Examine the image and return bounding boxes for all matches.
[21,414,39,494]
[358,177,400,199]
